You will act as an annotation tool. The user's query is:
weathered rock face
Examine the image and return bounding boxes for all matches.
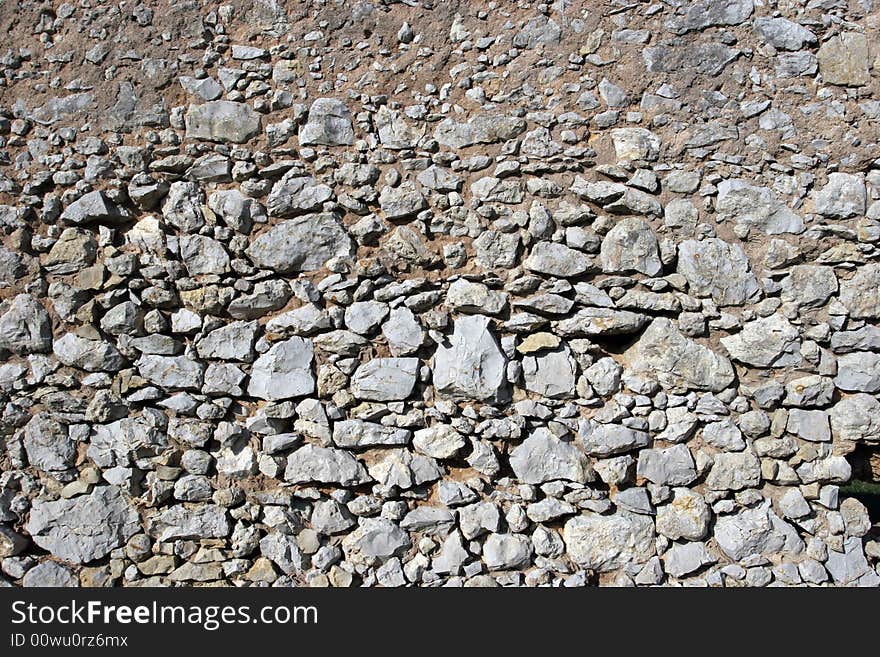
[677,239,759,306]
[26,487,139,563]
[2,2,879,590]
[433,315,506,401]
[245,213,353,273]
[622,319,735,392]
[185,101,262,143]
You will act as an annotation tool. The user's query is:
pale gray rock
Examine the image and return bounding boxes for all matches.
[721,314,801,368]
[246,213,353,273]
[563,511,655,572]
[521,345,577,398]
[55,333,126,372]
[623,318,735,392]
[162,181,204,233]
[509,428,592,484]
[22,561,79,587]
[473,230,520,270]
[350,358,419,401]
[716,180,804,234]
[666,0,753,34]
[22,413,76,473]
[663,542,715,578]
[285,444,370,486]
[344,301,389,335]
[179,234,230,276]
[382,307,423,356]
[483,534,533,570]
[137,354,204,390]
[839,264,880,319]
[600,218,662,275]
[796,455,852,484]
[753,17,816,51]
[555,308,649,337]
[366,450,442,490]
[780,265,837,308]
[714,502,788,561]
[656,488,710,541]
[26,487,139,563]
[341,518,410,566]
[196,321,258,362]
[524,241,590,278]
[60,190,129,226]
[830,394,880,443]
[413,424,466,459]
[817,32,871,87]
[811,173,866,218]
[786,409,831,443]
[0,294,52,354]
[676,239,759,306]
[579,420,650,457]
[446,279,507,315]
[247,337,315,400]
[702,418,746,451]
[298,98,354,146]
[185,101,261,143]
[834,352,880,393]
[610,127,661,161]
[637,444,697,486]
[706,451,761,491]
[434,315,506,401]
[151,504,229,542]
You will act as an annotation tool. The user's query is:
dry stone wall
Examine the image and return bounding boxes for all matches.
[1,0,880,587]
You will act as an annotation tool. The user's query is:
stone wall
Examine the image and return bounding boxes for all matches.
[0,0,879,587]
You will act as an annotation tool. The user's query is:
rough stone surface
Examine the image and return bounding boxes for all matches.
[0,2,878,589]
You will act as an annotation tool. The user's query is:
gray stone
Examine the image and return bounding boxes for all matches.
[563,511,655,573]
[247,337,315,400]
[246,213,354,273]
[830,394,880,443]
[22,561,79,587]
[676,239,759,306]
[713,502,788,561]
[637,444,697,486]
[0,294,52,354]
[716,180,804,234]
[839,264,880,319]
[151,504,229,542]
[483,534,532,570]
[22,413,76,473]
[26,487,139,563]
[299,98,354,146]
[579,420,650,457]
[753,17,816,51]
[185,101,262,143]
[834,352,880,393]
[350,358,419,401]
[179,235,230,275]
[721,314,801,368]
[341,518,410,566]
[522,345,577,398]
[55,333,126,372]
[811,173,866,218]
[196,321,258,362]
[600,218,662,275]
[623,318,735,392]
[137,354,204,390]
[509,428,592,484]
[780,265,837,308]
[663,542,715,578]
[706,451,761,491]
[817,32,871,87]
[434,315,506,401]
[284,444,370,486]
[656,488,710,541]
